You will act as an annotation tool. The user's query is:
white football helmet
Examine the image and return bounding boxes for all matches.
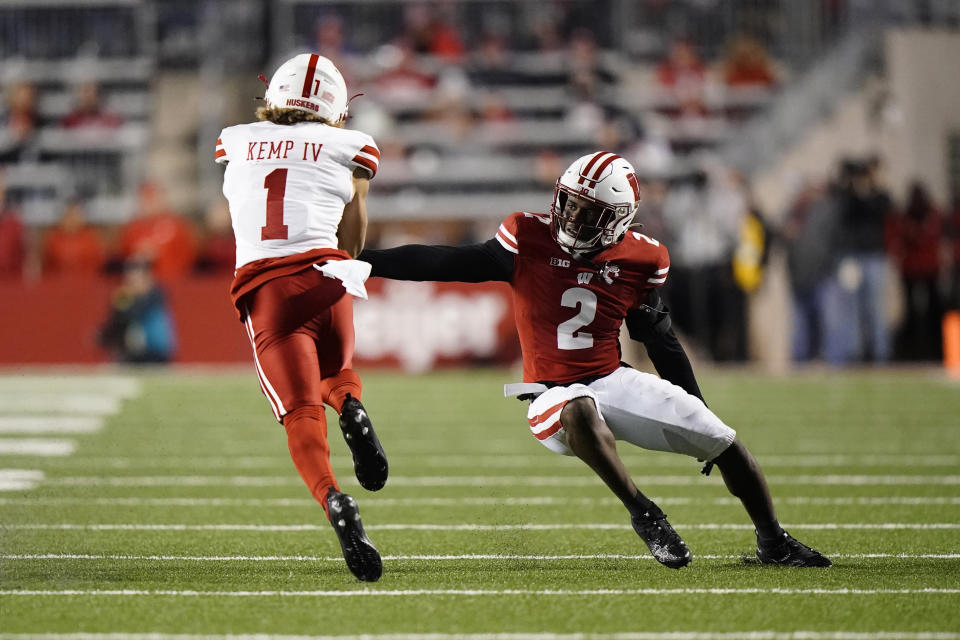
[264,53,349,124]
[551,152,642,253]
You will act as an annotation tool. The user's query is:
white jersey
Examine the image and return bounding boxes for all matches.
[215,120,379,269]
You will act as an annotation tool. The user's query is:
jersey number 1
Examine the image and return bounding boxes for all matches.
[261,168,289,241]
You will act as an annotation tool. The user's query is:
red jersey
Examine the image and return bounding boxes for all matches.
[495,211,670,384]
[42,226,106,276]
[117,211,197,282]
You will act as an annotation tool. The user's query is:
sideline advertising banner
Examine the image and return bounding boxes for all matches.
[0,277,519,369]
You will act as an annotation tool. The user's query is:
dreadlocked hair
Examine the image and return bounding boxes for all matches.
[255,106,341,127]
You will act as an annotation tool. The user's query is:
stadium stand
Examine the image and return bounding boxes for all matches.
[0,2,153,225]
[2,0,959,367]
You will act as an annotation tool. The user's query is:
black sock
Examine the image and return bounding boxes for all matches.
[756,520,785,545]
[624,489,662,519]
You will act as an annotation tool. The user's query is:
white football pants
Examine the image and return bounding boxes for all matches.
[512,367,736,461]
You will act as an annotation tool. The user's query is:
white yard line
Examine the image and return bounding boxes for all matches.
[0,376,142,398]
[2,496,959,508]
[4,522,959,532]
[1,634,959,640]
[407,454,960,467]
[0,417,103,434]
[2,588,959,597]
[0,439,75,456]
[1,552,958,562]
[0,469,44,491]
[38,474,960,487]
[23,454,960,468]
[0,394,122,415]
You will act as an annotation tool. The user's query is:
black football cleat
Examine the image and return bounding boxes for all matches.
[630,505,692,569]
[339,394,388,491]
[757,530,832,567]
[326,487,382,582]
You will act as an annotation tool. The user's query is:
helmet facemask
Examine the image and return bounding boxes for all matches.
[551,185,631,253]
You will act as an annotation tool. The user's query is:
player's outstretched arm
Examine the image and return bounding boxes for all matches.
[337,169,370,258]
[625,290,705,402]
[360,238,513,283]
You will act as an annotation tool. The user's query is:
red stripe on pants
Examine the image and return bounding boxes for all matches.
[241,267,355,415]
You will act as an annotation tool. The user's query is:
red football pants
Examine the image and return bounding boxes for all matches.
[240,267,363,514]
[241,268,361,418]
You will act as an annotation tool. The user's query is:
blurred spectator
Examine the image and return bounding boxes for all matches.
[314,14,350,63]
[0,172,25,279]
[60,82,123,129]
[97,258,176,364]
[950,192,960,310]
[116,181,197,282]
[662,160,747,361]
[655,39,708,118]
[468,33,523,85]
[194,199,235,274]
[564,75,606,137]
[783,177,840,362]
[531,15,564,53]
[630,132,676,180]
[478,91,514,124]
[372,135,412,183]
[567,29,617,95]
[371,40,437,101]
[533,149,565,188]
[424,93,474,146]
[41,199,106,277]
[403,4,465,61]
[822,157,895,365]
[346,97,395,141]
[0,81,39,164]
[564,30,623,141]
[633,177,671,246]
[887,180,944,360]
[732,180,772,297]
[312,13,361,89]
[720,36,779,87]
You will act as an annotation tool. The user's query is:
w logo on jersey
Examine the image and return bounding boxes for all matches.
[577,272,594,285]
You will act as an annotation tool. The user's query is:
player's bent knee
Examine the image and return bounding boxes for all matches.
[560,396,599,428]
[525,384,600,457]
[561,398,614,451]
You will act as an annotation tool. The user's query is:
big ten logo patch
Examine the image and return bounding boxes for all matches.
[550,257,571,268]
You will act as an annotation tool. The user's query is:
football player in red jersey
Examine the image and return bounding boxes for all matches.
[217,54,388,581]
[360,152,831,569]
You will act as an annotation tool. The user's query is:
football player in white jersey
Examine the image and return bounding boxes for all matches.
[216,53,386,581]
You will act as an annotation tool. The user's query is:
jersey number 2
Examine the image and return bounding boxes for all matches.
[557,287,597,350]
[261,168,289,240]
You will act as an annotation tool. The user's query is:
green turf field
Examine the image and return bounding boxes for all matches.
[1,367,959,638]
